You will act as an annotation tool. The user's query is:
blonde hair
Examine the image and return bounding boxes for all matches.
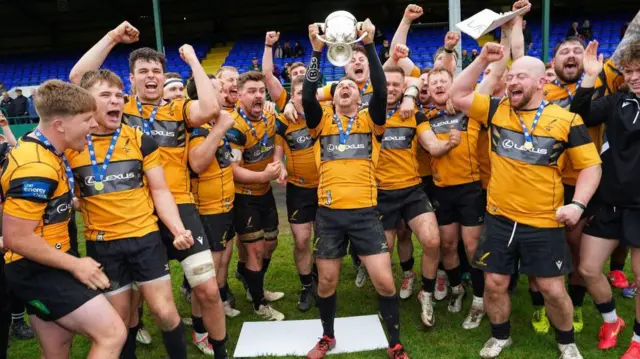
[34,80,96,122]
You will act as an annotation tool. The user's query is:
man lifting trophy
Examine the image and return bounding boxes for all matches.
[314,11,368,66]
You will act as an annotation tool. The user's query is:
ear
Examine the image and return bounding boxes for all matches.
[52,118,66,133]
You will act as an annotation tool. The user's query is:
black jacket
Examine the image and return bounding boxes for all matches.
[12,95,28,116]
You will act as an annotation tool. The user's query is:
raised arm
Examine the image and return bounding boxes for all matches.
[181,45,219,127]
[477,23,514,95]
[263,31,286,106]
[570,40,613,126]
[69,21,139,84]
[302,24,325,129]
[361,20,387,126]
[188,113,234,174]
[451,43,505,116]
[436,32,460,75]
[510,1,531,60]
[391,5,423,53]
[613,10,640,68]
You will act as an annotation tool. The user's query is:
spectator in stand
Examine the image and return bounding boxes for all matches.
[374,29,387,46]
[294,41,304,57]
[379,39,391,64]
[461,49,472,69]
[580,20,592,40]
[274,43,283,59]
[283,41,293,58]
[282,63,291,83]
[0,93,14,119]
[12,89,28,123]
[545,62,557,83]
[523,20,533,53]
[471,49,478,61]
[27,88,38,123]
[250,56,261,71]
[567,21,580,38]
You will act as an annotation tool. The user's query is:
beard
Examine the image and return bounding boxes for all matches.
[554,63,584,84]
[509,87,536,110]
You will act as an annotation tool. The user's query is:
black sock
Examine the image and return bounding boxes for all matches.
[244,268,266,309]
[378,294,400,348]
[161,322,187,359]
[299,273,313,287]
[508,268,519,292]
[237,261,246,277]
[438,262,444,271]
[555,327,575,345]
[10,311,24,324]
[208,335,228,359]
[422,276,436,293]
[595,298,616,314]
[312,262,319,280]
[635,319,640,336]
[262,258,272,275]
[471,267,485,298]
[458,241,470,274]
[192,316,206,335]
[610,260,625,272]
[490,321,511,340]
[317,292,337,338]
[529,289,545,307]
[121,327,138,359]
[219,285,228,302]
[568,285,587,307]
[445,266,462,288]
[400,257,414,272]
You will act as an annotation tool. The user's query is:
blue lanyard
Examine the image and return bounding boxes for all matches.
[387,103,400,119]
[33,129,74,194]
[333,114,356,145]
[86,127,122,189]
[360,79,370,97]
[136,99,159,136]
[552,74,584,101]
[238,107,268,147]
[429,105,447,117]
[515,100,547,148]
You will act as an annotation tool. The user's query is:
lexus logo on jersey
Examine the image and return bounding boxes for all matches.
[326,143,365,152]
[502,139,547,155]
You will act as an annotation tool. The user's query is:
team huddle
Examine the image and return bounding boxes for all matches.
[0,1,639,359]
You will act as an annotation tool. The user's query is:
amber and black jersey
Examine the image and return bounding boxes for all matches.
[544,59,623,186]
[275,114,318,188]
[188,124,235,214]
[2,135,73,264]
[66,125,161,242]
[226,109,277,196]
[122,96,194,204]
[417,105,433,177]
[273,89,289,112]
[468,93,601,228]
[376,110,425,190]
[418,109,482,187]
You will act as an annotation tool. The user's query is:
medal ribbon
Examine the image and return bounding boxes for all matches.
[333,114,356,145]
[87,127,122,188]
[136,99,159,136]
[238,107,268,147]
[33,129,75,194]
[515,100,547,147]
[360,79,370,97]
[552,74,584,102]
[386,103,400,119]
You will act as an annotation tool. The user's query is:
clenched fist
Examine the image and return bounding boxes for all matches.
[404,5,424,22]
[265,31,280,46]
[108,21,139,44]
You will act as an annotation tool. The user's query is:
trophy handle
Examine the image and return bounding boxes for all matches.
[346,32,368,45]
[316,33,336,45]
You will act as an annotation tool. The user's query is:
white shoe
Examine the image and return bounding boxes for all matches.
[434,270,448,301]
[448,284,465,313]
[181,317,193,326]
[355,264,368,288]
[399,271,416,299]
[136,327,152,345]
[255,304,285,321]
[558,343,583,359]
[418,290,435,327]
[462,296,485,329]
[480,337,512,358]
[223,301,241,318]
[247,289,285,302]
[192,332,214,355]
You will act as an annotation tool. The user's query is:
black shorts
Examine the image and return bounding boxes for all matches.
[421,176,437,202]
[68,212,78,256]
[473,214,572,277]
[286,183,318,224]
[86,231,170,295]
[432,181,485,227]
[313,206,387,259]
[200,211,236,252]
[234,188,279,243]
[583,202,640,247]
[377,184,434,230]
[158,203,210,261]
[5,258,99,321]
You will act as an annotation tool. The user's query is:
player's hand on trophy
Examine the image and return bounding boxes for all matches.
[359,19,375,45]
[309,24,325,52]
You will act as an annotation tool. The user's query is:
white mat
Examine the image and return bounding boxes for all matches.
[233,315,389,358]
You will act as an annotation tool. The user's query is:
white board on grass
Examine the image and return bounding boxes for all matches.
[233,315,388,357]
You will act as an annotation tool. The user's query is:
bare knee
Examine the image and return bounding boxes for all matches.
[194,281,222,306]
[485,273,510,295]
[536,277,567,303]
[294,237,310,253]
[578,262,602,281]
[94,317,127,349]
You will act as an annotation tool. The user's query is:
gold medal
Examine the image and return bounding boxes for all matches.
[338,144,346,152]
[261,145,268,153]
[524,142,533,150]
[94,181,104,191]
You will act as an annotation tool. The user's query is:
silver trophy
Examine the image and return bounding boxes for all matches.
[315,11,367,67]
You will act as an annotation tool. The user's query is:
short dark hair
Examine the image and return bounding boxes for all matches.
[165,72,182,80]
[384,65,405,77]
[352,44,366,57]
[15,89,22,93]
[290,75,305,94]
[80,69,124,91]
[330,75,358,98]
[421,67,432,75]
[289,62,306,73]
[129,47,166,73]
[553,36,586,57]
[620,39,640,70]
[186,74,215,100]
[238,71,265,90]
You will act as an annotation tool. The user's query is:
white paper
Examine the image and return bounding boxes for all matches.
[456,6,531,39]
[233,315,389,357]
